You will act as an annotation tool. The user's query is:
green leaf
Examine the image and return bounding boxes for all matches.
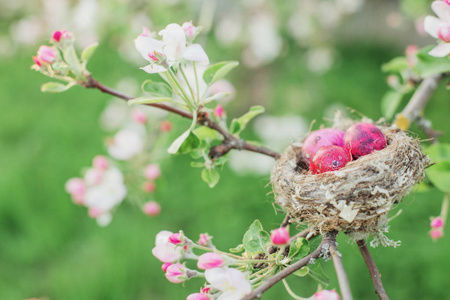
[81,42,98,62]
[426,143,450,162]
[179,131,201,154]
[41,82,74,93]
[63,46,82,74]
[289,237,310,260]
[308,263,330,287]
[229,244,245,253]
[426,161,450,193]
[201,168,220,188]
[168,130,192,154]
[194,126,220,141]
[381,56,408,73]
[230,105,265,135]
[127,97,172,106]
[293,266,309,277]
[243,220,270,254]
[191,162,204,168]
[203,61,239,85]
[381,90,404,120]
[141,80,172,98]
[416,46,450,77]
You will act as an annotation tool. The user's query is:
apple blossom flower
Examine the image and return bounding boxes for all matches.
[424,1,450,57]
[187,293,210,300]
[37,45,57,63]
[93,155,109,170]
[108,129,143,160]
[214,105,225,119]
[314,290,341,300]
[430,228,444,240]
[160,120,173,132]
[152,230,183,263]
[165,263,186,283]
[132,109,148,124]
[32,56,42,67]
[182,22,196,38]
[84,168,103,185]
[53,30,62,42]
[205,268,251,300]
[142,201,161,216]
[83,167,127,223]
[169,233,182,244]
[144,164,161,180]
[197,253,225,270]
[142,181,156,193]
[270,227,290,245]
[65,177,86,197]
[162,262,172,272]
[198,233,212,247]
[431,217,444,228]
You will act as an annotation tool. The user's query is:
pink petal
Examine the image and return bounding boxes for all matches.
[424,16,440,38]
[432,1,450,22]
[183,44,209,64]
[428,42,450,57]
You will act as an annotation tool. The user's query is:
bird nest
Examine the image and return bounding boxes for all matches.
[271,116,430,239]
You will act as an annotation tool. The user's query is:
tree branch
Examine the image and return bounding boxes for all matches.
[83,76,281,159]
[328,233,353,300]
[242,236,331,300]
[356,240,389,300]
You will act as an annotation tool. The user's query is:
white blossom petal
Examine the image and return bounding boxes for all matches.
[160,23,186,62]
[141,64,167,74]
[428,42,450,57]
[424,16,441,38]
[96,213,112,227]
[135,35,164,62]
[108,129,143,160]
[432,1,450,22]
[183,44,209,64]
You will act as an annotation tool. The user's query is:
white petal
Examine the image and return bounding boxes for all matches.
[183,44,210,64]
[205,268,228,290]
[432,1,450,22]
[96,213,112,227]
[141,64,167,74]
[135,35,164,62]
[428,42,450,57]
[160,24,186,62]
[424,16,440,38]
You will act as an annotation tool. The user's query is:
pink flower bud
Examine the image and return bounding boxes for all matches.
[141,26,151,37]
[270,227,290,245]
[437,22,450,43]
[430,228,443,240]
[142,181,156,193]
[444,0,450,6]
[144,164,161,180]
[187,293,210,300]
[132,109,148,124]
[37,45,57,64]
[65,177,85,196]
[197,233,211,246]
[214,105,225,119]
[201,287,210,293]
[431,217,444,228]
[162,262,172,272]
[182,22,196,38]
[314,290,340,300]
[93,155,109,170]
[32,56,42,67]
[160,120,173,132]
[169,233,182,244]
[197,253,224,270]
[405,45,418,67]
[53,30,62,42]
[88,207,103,218]
[143,201,161,216]
[165,263,186,283]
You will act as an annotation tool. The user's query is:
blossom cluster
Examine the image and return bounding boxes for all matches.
[425,1,450,57]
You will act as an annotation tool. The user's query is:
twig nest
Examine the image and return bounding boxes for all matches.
[271,117,430,235]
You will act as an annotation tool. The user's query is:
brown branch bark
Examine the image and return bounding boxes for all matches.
[241,236,332,300]
[83,76,281,160]
[357,240,389,300]
[328,233,353,300]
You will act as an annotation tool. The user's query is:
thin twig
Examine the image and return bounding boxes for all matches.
[328,233,353,300]
[242,236,331,300]
[83,76,281,159]
[356,240,389,300]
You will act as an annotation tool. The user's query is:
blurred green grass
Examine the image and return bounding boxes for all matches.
[1,38,449,300]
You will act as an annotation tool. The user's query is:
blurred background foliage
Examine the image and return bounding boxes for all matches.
[1,0,449,299]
